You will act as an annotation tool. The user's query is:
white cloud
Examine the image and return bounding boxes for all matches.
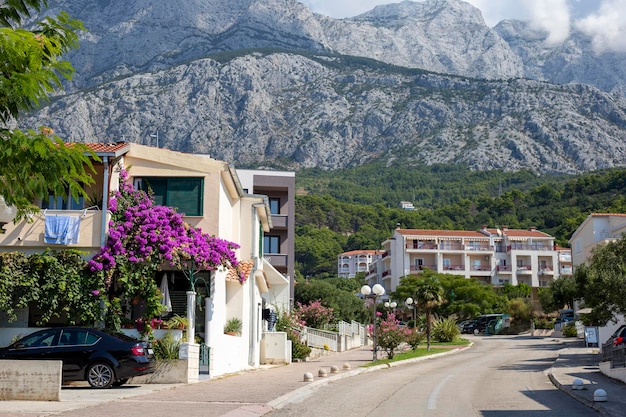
[575,0,626,53]
[524,0,571,45]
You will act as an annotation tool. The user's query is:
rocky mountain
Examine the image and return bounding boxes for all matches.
[20,0,626,173]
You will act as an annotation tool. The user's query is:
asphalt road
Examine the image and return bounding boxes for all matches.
[265,336,597,417]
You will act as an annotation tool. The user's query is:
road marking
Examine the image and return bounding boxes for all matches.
[427,374,454,410]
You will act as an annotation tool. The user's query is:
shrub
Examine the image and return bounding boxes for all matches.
[153,332,181,361]
[406,328,425,350]
[294,300,334,329]
[275,309,311,360]
[375,313,411,359]
[563,323,578,337]
[431,317,460,342]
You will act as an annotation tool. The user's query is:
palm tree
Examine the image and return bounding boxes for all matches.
[414,276,445,351]
[392,270,445,351]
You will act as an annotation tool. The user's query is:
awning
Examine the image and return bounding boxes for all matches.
[577,308,593,314]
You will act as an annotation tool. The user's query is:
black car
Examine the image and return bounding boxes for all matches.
[464,314,505,335]
[0,327,155,388]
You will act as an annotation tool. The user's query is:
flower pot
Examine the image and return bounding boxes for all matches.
[225,331,238,336]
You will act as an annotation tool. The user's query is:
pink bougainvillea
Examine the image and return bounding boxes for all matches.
[89,168,240,283]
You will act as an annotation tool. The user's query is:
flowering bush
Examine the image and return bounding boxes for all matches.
[406,328,425,350]
[294,300,334,329]
[275,309,311,360]
[373,313,412,359]
[89,167,241,331]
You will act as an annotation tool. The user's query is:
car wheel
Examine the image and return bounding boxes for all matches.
[87,362,115,388]
[113,378,129,387]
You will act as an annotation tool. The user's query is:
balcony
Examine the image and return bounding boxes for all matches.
[560,267,573,275]
[382,270,391,277]
[409,265,436,273]
[406,242,437,250]
[443,264,464,271]
[264,253,288,269]
[466,245,494,251]
[516,266,532,274]
[0,210,108,250]
[539,267,555,275]
[497,265,512,273]
[438,243,464,251]
[507,243,553,252]
[270,214,288,230]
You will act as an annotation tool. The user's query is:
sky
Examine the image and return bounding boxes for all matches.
[301,0,626,52]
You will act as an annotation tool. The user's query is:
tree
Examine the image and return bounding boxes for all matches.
[1,0,95,219]
[574,236,626,326]
[392,270,444,351]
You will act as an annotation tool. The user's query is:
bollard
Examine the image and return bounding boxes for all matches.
[342,363,351,370]
[572,378,584,390]
[318,368,327,377]
[330,365,339,374]
[303,372,314,382]
[593,388,607,402]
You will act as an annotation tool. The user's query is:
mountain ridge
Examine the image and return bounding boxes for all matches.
[20,0,626,174]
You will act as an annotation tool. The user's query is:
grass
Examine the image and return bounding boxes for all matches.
[363,338,471,367]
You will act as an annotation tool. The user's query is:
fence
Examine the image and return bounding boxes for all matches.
[602,341,626,368]
[310,321,368,352]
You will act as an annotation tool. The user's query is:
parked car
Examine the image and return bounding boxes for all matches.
[461,319,478,334]
[0,327,155,388]
[610,325,626,346]
[464,314,506,335]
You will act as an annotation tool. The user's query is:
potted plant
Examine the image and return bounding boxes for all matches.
[224,317,242,336]
[165,314,189,330]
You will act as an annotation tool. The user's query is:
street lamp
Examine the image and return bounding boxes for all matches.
[384,301,397,309]
[406,297,417,328]
[361,283,385,361]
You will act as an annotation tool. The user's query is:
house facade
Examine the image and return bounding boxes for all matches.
[569,213,626,344]
[236,169,295,309]
[365,226,560,299]
[0,143,287,377]
[338,250,383,278]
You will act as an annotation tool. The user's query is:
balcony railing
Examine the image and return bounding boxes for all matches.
[443,265,464,271]
[507,243,553,251]
[264,253,288,268]
[406,242,437,250]
[0,210,108,250]
[438,243,464,251]
[409,265,436,272]
[270,214,288,229]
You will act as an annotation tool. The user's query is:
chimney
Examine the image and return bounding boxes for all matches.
[529,226,536,232]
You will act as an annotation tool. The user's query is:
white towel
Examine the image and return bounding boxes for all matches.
[44,215,81,244]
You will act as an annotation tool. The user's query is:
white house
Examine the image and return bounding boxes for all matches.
[569,213,626,344]
[0,143,290,377]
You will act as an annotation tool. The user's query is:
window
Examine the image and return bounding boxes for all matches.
[137,177,203,216]
[269,198,280,215]
[41,189,84,210]
[264,235,280,254]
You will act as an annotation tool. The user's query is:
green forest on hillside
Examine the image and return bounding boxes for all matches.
[294,163,626,278]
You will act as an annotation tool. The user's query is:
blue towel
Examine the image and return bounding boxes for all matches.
[44,215,81,244]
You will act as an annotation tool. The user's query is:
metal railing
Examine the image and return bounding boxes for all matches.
[305,327,339,351]
[602,341,626,368]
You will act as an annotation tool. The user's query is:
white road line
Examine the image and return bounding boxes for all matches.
[427,374,454,410]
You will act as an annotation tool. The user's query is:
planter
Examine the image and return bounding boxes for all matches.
[224,331,238,336]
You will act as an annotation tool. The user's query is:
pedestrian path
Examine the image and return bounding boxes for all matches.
[548,340,626,417]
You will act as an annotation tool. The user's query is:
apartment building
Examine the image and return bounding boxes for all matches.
[236,169,295,307]
[569,213,626,268]
[365,226,559,295]
[338,250,384,278]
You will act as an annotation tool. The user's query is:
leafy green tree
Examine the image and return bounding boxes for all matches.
[294,278,369,323]
[574,237,626,325]
[438,274,504,318]
[0,250,102,325]
[1,0,96,219]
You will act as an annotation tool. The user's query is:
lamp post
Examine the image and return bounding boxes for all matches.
[384,301,397,310]
[406,297,416,328]
[361,283,385,361]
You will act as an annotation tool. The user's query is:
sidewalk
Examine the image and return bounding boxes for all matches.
[2,338,626,417]
[547,339,626,417]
